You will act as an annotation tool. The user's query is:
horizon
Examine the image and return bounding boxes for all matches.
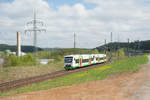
[0,39,149,49]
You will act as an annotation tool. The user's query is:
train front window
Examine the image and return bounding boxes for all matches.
[65,57,73,63]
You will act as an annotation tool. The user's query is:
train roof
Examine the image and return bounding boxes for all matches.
[64,54,106,58]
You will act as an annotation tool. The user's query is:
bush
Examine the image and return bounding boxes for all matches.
[4,54,38,67]
[36,51,51,59]
[55,56,64,62]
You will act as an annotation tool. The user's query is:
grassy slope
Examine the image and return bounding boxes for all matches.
[0,55,148,96]
[0,62,64,83]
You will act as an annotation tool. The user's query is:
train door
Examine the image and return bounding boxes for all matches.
[80,57,82,67]
[93,56,96,63]
[103,56,104,63]
[89,57,91,65]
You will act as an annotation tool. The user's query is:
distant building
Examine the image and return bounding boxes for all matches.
[4,50,26,56]
[4,50,11,56]
[12,52,26,56]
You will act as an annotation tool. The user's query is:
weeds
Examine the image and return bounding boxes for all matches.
[3,54,38,67]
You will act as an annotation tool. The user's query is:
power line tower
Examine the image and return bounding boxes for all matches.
[25,11,46,59]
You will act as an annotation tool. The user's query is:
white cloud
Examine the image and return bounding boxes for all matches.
[0,0,150,48]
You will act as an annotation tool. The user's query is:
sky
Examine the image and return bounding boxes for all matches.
[0,0,150,48]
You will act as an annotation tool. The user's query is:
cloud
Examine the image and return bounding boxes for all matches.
[0,0,150,48]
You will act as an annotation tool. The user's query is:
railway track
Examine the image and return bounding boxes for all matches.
[0,62,109,93]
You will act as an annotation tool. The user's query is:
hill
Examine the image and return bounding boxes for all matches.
[1,40,150,54]
[96,40,150,53]
[0,44,42,53]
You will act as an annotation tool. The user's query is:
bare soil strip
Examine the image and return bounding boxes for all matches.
[1,63,150,100]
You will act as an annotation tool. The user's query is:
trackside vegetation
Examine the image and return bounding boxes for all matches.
[36,48,99,59]
[2,48,99,67]
[3,54,37,67]
[0,55,148,96]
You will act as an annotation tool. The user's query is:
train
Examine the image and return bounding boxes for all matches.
[64,54,107,70]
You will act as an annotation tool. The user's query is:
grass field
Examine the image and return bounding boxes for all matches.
[0,61,64,83]
[0,55,148,96]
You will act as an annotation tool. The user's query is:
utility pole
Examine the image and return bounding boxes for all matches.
[104,39,106,54]
[127,38,130,57]
[25,11,46,59]
[137,40,141,55]
[111,32,113,42]
[138,40,140,50]
[74,33,76,54]
[117,33,120,60]
[110,32,113,61]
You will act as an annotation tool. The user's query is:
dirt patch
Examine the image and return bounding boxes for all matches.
[1,65,150,100]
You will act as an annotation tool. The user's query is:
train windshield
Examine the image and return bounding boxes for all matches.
[65,57,73,63]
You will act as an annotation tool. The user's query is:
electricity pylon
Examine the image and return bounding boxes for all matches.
[25,11,46,59]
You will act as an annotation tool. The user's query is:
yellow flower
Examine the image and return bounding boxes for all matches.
[97,65,111,71]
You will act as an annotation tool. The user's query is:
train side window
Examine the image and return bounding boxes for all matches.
[100,57,103,60]
[96,57,98,60]
[85,59,89,62]
[75,59,79,63]
[82,59,89,63]
[83,59,85,63]
[91,58,94,61]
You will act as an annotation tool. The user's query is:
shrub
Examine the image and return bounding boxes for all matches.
[55,56,64,62]
[4,54,38,67]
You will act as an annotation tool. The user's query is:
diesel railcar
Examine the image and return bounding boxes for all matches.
[64,54,107,70]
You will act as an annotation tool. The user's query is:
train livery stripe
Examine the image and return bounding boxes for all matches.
[80,58,82,67]
[89,57,91,64]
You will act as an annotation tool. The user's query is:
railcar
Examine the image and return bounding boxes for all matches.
[64,54,107,70]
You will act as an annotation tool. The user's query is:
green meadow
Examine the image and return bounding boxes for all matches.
[0,55,148,96]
